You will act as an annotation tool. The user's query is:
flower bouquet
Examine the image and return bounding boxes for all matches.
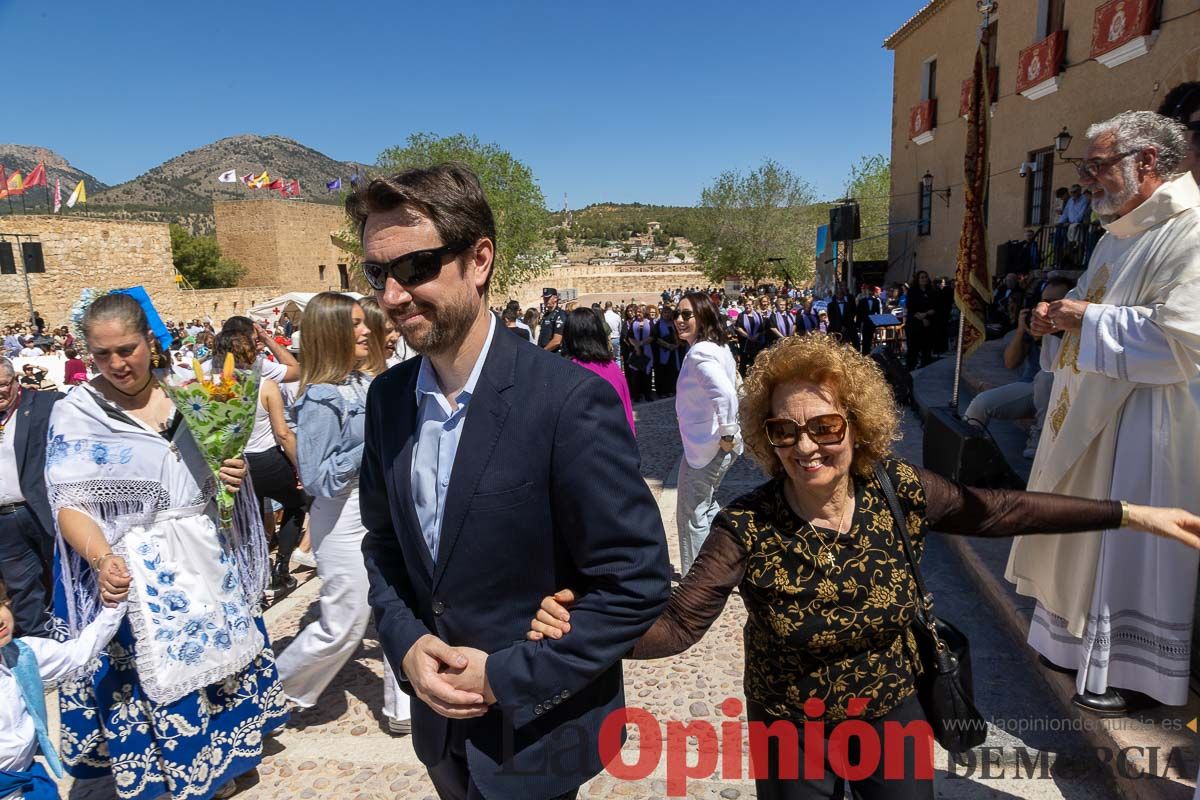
[159,353,261,530]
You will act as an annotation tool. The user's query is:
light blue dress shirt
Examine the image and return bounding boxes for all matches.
[411,315,497,561]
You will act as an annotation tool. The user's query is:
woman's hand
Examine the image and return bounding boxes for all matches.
[1127,505,1200,549]
[526,589,577,640]
[98,555,131,606]
[219,457,247,493]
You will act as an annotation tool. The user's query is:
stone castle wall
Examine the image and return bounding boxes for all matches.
[0,216,288,328]
[214,199,350,292]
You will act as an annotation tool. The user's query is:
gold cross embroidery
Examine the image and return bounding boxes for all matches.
[1055,264,1111,374]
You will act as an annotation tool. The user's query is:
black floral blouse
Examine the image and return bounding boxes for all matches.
[630,458,1121,722]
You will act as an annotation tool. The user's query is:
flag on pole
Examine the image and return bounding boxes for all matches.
[240,172,255,187]
[289,179,300,197]
[67,180,86,208]
[0,166,8,200]
[954,29,993,361]
[24,162,47,188]
[278,180,291,197]
[218,169,238,183]
[6,171,25,197]
[253,171,270,188]
[266,178,283,191]
[349,173,361,187]
[53,178,62,213]
[325,178,341,192]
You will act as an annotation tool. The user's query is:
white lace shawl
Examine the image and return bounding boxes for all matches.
[46,385,269,640]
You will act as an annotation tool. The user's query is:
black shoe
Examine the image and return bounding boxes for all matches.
[1072,689,1128,717]
[268,563,297,594]
[1038,655,1077,675]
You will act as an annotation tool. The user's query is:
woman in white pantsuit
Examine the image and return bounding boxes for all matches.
[275,292,410,733]
[672,291,742,576]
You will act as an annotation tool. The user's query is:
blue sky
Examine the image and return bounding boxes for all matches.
[5,0,906,207]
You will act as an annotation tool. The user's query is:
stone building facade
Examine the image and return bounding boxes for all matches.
[214,199,352,292]
[884,0,1200,282]
[0,216,283,328]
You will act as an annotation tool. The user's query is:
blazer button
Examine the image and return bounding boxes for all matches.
[432,601,446,616]
[558,690,569,700]
[534,704,544,715]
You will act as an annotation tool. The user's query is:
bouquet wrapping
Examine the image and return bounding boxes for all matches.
[159,354,261,529]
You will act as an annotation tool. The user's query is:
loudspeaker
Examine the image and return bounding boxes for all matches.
[829,203,861,242]
[0,242,14,274]
[20,242,45,273]
[922,407,1022,488]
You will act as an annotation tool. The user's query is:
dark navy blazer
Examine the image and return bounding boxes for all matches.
[360,324,671,799]
[14,387,62,537]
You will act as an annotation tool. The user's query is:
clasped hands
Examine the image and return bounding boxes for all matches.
[1030,299,1089,337]
[402,634,497,719]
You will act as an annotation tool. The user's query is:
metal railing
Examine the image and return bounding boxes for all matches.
[1029,221,1103,272]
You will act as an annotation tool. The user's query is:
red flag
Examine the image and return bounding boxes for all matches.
[289,179,300,197]
[954,29,994,360]
[24,162,47,188]
[278,180,290,197]
[0,165,7,200]
[266,178,283,191]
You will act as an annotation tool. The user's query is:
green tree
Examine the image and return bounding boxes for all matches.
[842,154,891,262]
[169,224,245,289]
[694,159,817,286]
[554,227,570,255]
[375,133,552,294]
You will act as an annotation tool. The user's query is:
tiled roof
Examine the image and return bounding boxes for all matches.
[883,0,950,49]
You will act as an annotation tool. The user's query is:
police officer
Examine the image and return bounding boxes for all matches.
[538,288,567,353]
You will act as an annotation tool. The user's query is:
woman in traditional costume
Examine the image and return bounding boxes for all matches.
[48,293,287,800]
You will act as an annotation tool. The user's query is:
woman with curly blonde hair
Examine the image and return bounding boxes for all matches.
[526,333,1200,799]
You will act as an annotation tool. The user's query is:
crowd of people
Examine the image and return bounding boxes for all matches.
[0,104,1199,800]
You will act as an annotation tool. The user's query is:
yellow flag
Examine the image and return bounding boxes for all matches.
[7,171,24,196]
[66,180,86,208]
[252,171,269,188]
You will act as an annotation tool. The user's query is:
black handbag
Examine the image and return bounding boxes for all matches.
[873,464,988,754]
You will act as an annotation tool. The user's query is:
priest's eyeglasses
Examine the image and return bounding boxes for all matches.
[764,414,849,448]
[361,241,473,291]
[1075,150,1138,179]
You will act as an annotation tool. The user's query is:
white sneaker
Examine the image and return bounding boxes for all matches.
[387,717,412,736]
[290,550,317,569]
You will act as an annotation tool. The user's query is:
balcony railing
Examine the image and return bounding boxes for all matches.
[1023,221,1104,274]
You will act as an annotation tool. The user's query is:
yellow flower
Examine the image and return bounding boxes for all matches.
[815,578,838,602]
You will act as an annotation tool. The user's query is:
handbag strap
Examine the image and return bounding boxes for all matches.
[872,463,945,651]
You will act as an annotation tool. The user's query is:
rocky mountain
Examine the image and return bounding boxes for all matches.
[0,135,368,234]
[0,145,110,212]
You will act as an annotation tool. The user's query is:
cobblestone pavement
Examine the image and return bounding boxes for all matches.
[56,395,1107,799]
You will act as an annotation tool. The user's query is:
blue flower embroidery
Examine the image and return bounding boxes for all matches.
[162,591,190,613]
[213,630,232,650]
[157,570,176,587]
[221,571,238,593]
[155,629,176,642]
[183,619,204,637]
[175,641,203,665]
[46,432,70,466]
[91,443,111,465]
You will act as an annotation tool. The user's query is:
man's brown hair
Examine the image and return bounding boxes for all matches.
[346,163,498,292]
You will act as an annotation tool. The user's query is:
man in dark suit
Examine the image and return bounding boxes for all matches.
[826,286,857,347]
[0,357,61,635]
[857,285,886,354]
[352,165,671,800]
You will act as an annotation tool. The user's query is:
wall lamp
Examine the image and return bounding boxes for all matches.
[1054,126,1077,163]
[922,172,952,206]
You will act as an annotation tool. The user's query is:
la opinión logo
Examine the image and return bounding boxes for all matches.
[597,697,936,796]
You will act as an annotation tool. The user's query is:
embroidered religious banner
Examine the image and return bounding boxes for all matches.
[1016,30,1066,95]
[1089,0,1156,60]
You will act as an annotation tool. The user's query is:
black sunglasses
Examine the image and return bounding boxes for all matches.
[361,241,472,291]
[677,309,695,321]
[764,413,849,447]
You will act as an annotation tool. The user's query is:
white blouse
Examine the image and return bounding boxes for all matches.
[675,341,742,468]
[0,606,124,777]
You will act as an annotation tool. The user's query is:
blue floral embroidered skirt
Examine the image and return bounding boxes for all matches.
[55,601,289,800]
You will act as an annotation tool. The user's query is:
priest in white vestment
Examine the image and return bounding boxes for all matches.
[1006,111,1200,715]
